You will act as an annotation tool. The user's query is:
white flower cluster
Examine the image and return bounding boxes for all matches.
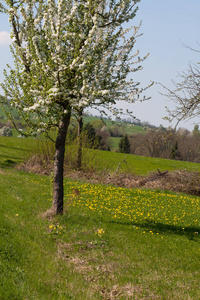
[2,0,148,136]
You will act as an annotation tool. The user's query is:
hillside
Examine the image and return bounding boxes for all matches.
[83,114,146,135]
[1,135,200,175]
[0,106,145,134]
[0,136,200,299]
[2,135,200,197]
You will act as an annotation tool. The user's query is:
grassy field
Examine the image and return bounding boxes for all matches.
[109,136,121,150]
[0,136,32,169]
[1,135,200,175]
[0,169,200,299]
[88,149,200,175]
[0,135,200,299]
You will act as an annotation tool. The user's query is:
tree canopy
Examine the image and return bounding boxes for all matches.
[1,0,150,135]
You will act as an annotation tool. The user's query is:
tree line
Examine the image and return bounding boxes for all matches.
[118,127,200,163]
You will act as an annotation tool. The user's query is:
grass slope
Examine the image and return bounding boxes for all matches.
[1,136,200,298]
[1,136,200,175]
[109,137,121,149]
[0,136,32,169]
[0,169,200,299]
[83,115,145,135]
[90,149,200,175]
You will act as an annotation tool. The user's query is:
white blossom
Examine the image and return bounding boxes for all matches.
[101,90,109,95]
[1,0,149,138]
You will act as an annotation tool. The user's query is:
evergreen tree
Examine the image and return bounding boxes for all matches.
[119,135,130,153]
[83,123,98,148]
[193,125,200,135]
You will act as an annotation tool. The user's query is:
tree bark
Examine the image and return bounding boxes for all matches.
[53,111,71,214]
[76,108,83,170]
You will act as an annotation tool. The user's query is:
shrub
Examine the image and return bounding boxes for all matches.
[0,126,13,137]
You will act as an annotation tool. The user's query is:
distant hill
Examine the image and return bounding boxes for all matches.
[0,105,158,135]
[0,106,154,150]
[83,114,146,135]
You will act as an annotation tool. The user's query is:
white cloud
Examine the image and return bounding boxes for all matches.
[0,31,11,45]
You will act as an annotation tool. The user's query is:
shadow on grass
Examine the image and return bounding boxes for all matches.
[62,213,200,241]
[110,219,200,241]
[0,143,29,152]
[0,143,29,169]
[0,159,18,169]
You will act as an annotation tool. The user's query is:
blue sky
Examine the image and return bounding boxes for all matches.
[0,1,200,130]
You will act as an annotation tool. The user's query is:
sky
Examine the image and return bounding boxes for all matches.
[0,0,200,130]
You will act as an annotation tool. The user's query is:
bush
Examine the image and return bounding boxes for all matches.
[0,126,13,137]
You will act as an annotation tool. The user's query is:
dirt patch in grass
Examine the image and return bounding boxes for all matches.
[63,169,200,196]
[105,169,200,196]
[57,241,159,299]
[99,283,153,299]
[40,207,57,219]
[17,155,200,196]
[16,155,53,175]
[99,284,162,300]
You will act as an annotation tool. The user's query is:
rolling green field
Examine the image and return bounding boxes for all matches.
[0,135,200,299]
[0,106,145,136]
[83,114,145,135]
[91,149,200,175]
[0,109,144,151]
[1,135,200,175]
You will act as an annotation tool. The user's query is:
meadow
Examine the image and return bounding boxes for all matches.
[0,135,200,299]
[1,134,200,175]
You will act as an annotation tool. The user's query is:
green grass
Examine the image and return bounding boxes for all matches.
[109,136,121,149]
[1,135,200,176]
[90,149,200,175]
[0,169,200,299]
[1,115,200,298]
[0,136,33,169]
[0,136,200,298]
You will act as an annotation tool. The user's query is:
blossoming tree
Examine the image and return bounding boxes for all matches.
[0,0,150,214]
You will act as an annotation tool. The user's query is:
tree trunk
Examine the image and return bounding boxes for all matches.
[76,109,83,170]
[53,111,71,214]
